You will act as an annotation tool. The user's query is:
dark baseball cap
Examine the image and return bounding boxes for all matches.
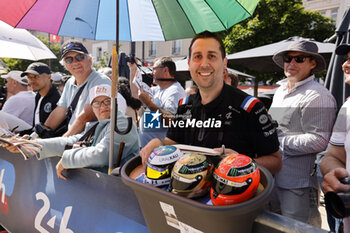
[61,40,88,58]
[21,62,51,77]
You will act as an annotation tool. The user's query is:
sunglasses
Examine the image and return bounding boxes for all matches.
[283,55,312,63]
[64,54,86,64]
[91,98,111,108]
[344,57,350,63]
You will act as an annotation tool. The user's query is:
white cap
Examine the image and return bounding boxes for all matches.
[89,84,111,104]
[51,72,63,83]
[1,70,28,85]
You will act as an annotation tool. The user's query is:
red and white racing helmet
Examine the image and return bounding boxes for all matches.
[210,154,260,205]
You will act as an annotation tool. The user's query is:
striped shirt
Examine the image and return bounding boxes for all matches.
[269,75,337,189]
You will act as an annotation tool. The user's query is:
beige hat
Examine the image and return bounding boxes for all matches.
[272,40,326,73]
[1,70,28,85]
[89,84,111,104]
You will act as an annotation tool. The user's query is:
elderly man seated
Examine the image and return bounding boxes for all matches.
[5,84,139,179]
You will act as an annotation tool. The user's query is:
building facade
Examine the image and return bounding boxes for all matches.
[303,0,350,27]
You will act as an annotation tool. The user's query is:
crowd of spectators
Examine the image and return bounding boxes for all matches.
[2,31,350,232]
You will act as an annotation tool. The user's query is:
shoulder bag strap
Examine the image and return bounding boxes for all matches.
[70,82,87,113]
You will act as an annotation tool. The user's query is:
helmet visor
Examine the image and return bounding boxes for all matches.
[146,162,170,179]
[212,173,252,195]
[170,172,203,191]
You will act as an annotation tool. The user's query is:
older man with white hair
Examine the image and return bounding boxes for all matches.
[37,40,111,138]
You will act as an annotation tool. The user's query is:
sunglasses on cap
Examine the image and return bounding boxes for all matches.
[63,42,81,50]
[283,55,312,63]
[91,98,111,108]
[64,54,86,64]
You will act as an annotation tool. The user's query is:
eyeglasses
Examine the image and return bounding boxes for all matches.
[283,55,312,63]
[64,54,86,64]
[91,98,111,108]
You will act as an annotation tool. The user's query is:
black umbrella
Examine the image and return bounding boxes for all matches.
[324,8,350,110]
[227,36,335,73]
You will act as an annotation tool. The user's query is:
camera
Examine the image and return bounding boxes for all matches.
[125,54,136,64]
[34,123,56,139]
[325,177,350,218]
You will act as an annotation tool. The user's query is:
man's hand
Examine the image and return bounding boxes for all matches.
[56,159,67,180]
[127,60,138,73]
[139,146,154,169]
[128,60,140,99]
[3,142,20,153]
[139,138,176,169]
[3,135,31,153]
[322,167,350,193]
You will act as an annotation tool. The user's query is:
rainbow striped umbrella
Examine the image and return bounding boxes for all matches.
[0,0,259,41]
[0,0,259,174]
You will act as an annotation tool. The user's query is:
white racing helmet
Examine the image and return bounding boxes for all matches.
[145,145,183,187]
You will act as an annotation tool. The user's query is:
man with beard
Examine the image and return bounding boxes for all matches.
[140,31,282,175]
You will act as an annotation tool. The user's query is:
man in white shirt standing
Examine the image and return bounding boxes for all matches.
[0,70,35,130]
[129,57,186,147]
[321,43,350,233]
[268,40,337,226]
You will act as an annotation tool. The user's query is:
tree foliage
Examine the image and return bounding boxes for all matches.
[95,51,110,70]
[223,0,335,85]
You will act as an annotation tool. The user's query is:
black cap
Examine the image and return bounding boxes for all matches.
[335,44,350,55]
[61,40,88,58]
[21,62,51,77]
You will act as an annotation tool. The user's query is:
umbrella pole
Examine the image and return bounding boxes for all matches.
[108,0,120,175]
[108,0,119,175]
[109,47,119,175]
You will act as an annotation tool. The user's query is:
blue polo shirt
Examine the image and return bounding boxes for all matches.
[57,70,111,127]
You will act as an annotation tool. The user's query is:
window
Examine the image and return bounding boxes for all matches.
[172,40,181,54]
[331,9,338,21]
[149,41,157,56]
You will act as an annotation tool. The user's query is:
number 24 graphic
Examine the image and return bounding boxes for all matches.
[34,192,73,233]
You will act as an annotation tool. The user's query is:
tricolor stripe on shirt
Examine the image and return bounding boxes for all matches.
[240,96,260,113]
[179,96,189,105]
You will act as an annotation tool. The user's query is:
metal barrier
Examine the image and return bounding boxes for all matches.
[0,148,329,233]
[253,211,329,233]
[0,148,147,233]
